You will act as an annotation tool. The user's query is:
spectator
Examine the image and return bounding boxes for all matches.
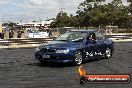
[1,30,5,39]
[105,25,113,34]
[17,30,24,38]
[0,32,2,39]
[9,29,14,39]
[47,29,52,37]
[109,26,112,34]
[105,27,109,35]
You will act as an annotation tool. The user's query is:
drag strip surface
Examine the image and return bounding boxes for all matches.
[0,42,132,88]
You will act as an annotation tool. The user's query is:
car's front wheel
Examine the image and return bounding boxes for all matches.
[73,51,83,65]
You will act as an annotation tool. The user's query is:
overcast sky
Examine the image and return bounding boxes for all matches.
[0,0,128,23]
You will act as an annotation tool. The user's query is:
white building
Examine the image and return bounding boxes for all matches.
[17,20,54,28]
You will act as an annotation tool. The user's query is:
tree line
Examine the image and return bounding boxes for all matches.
[50,0,132,29]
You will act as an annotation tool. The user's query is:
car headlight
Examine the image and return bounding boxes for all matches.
[56,49,69,54]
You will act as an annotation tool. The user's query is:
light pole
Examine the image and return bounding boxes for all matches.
[128,12,131,32]
[20,20,23,30]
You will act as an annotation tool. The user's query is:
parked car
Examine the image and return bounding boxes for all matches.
[35,29,114,65]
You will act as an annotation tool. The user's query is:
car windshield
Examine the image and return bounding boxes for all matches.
[55,32,86,42]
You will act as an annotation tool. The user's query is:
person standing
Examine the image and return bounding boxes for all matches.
[17,29,24,38]
[0,32,2,39]
[47,29,52,37]
[1,30,5,39]
[9,29,14,39]
[0,25,2,39]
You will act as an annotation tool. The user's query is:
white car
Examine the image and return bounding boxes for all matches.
[27,30,49,38]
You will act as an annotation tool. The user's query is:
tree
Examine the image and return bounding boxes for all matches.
[76,0,106,27]
[2,22,16,28]
[76,0,128,28]
[2,23,9,27]
[50,11,79,28]
[51,0,129,28]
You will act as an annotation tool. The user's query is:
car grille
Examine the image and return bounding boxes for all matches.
[41,48,56,53]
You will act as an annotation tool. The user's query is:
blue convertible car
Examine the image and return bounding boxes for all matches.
[35,29,114,65]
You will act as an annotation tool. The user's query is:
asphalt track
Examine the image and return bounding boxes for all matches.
[0,42,132,88]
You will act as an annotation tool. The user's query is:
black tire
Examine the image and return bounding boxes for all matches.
[104,48,112,59]
[73,50,83,65]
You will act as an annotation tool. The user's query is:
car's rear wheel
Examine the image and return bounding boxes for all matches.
[73,51,83,65]
[104,48,112,59]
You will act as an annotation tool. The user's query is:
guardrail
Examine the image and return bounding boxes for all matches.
[0,34,132,49]
[0,37,54,49]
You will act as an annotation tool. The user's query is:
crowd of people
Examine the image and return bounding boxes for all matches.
[0,29,24,39]
[0,26,113,39]
[0,27,52,39]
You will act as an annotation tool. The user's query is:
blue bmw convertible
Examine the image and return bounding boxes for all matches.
[35,29,114,65]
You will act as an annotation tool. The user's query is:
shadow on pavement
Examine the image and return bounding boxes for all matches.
[26,58,105,68]
[26,62,76,68]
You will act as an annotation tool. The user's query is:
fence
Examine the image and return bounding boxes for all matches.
[1,27,132,49]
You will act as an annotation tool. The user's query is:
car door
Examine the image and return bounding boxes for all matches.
[95,32,107,57]
[83,32,98,60]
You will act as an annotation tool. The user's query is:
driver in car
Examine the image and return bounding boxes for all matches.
[86,33,96,44]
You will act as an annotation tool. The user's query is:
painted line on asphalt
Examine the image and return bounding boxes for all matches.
[113,39,132,42]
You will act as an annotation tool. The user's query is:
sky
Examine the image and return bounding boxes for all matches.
[0,0,128,23]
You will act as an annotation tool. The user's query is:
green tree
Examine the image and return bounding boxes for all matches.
[76,0,128,28]
[76,0,106,27]
[51,0,129,28]
[2,22,16,28]
[50,11,79,28]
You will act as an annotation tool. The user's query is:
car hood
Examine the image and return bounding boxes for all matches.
[40,41,82,49]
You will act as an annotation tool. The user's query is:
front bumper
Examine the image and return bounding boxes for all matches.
[35,51,74,63]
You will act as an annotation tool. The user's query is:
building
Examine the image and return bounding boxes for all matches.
[17,20,54,29]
